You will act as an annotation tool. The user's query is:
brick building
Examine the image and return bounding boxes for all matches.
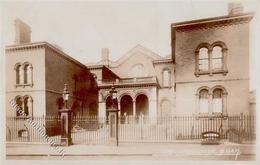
[5,19,98,118]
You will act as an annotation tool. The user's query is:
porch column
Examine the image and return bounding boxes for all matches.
[133,100,136,116]
[98,102,106,117]
[118,101,121,116]
[98,93,106,118]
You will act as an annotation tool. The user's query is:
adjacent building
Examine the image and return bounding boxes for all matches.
[5,19,98,119]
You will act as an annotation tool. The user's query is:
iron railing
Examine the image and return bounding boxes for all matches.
[6,114,255,144]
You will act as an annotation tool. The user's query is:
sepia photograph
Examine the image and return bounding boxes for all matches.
[0,0,259,164]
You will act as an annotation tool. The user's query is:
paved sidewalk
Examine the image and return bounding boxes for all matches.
[6,141,256,157]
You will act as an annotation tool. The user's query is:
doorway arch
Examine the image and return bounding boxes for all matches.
[136,94,149,116]
[120,95,133,116]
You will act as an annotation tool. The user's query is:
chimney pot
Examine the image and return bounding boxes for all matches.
[14,19,31,44]
[101,48,109,66]
[228,3,244,15]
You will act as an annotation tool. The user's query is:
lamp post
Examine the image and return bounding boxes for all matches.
[110,86,117,109]
[60,84,72,146]
[107,85,119,146]
[62,84,69,108]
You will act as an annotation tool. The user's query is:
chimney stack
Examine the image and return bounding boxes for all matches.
[101,48,109,66]
[14,18,31,44]
[228,3,244,15]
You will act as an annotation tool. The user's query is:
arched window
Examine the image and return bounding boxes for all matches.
[15,64,22,84]
[198,48,209,71]
[23,63,33,85]
[15,97,23,116]
[23,97,30,116]
[212,88,223,113]
[162,69,171,87]
[199,89,209,113]
[212,46,223,70]
[15,96,33,117]
[195,42,228,76]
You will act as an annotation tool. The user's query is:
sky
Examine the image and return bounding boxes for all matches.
[0,0,259,89]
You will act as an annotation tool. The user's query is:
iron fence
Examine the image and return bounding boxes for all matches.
[6,114,255,144]
[6,116,61,144]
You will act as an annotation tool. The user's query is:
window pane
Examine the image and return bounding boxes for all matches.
[212,59,222,69]
[199,89,209,113]
[198,48,209,71]
[212,46,223,69]
[16,66,20,84]
[200,99,209,113]
[24,66,28,84]
[212,98,222,113]
[213,89,223,113]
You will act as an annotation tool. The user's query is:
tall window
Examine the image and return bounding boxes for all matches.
[212,46,223,70]
[212,88,223,113]
[198,48,209,71]
[162,69,171,87]
[15,64,22,84]
[15,97,23,116]
[23,96,30,116]
[199,89,209,113]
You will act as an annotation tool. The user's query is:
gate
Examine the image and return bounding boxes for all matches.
[71,116,109,145]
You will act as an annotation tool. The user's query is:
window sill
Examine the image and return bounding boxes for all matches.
[195,70,228,77]
[15,83,33,88]
[161,86,172,89]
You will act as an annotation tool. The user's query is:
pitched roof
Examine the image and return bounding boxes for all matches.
[111,44,163,67]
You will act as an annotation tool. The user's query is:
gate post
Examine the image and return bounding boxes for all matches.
[60,109,73,146]
[59,84,72,146]
[107,86,119,146]
[107,108,119,146]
